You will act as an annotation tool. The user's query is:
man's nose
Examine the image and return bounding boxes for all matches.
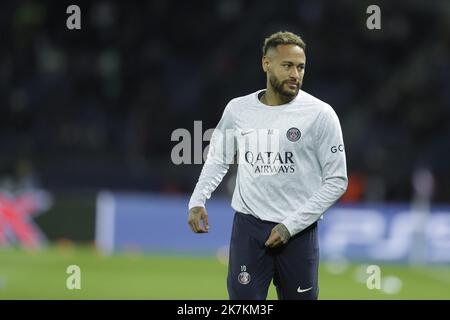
[289,68,300,79]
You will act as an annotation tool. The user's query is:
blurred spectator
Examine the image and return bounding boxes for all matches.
[0,0,449,203]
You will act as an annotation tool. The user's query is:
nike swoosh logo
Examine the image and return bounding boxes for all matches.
[241,129,254,136]
[297,286,313,293]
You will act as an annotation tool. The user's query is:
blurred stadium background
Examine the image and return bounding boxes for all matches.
[1,0,450,299]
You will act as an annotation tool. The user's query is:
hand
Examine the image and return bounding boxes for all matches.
[188,206,209,233]
[265,224,291,248]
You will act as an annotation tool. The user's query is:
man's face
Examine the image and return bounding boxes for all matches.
[262,44,306,98]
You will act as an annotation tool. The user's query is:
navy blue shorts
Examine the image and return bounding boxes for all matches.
[227,212,319,300]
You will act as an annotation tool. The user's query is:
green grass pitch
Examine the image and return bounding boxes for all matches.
[0,246,449,299]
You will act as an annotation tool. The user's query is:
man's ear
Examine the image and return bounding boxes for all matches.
[262,56,269,72]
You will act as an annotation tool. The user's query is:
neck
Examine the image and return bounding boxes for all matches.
[261,85,295,106]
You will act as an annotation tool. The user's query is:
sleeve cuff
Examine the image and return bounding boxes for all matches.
[188,199,206,210]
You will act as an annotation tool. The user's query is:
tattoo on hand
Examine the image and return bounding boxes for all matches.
[274,224,291,244]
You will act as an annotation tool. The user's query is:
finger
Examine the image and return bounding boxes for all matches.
[189,215,201,233]
[203,214,209,230]
[194,216,208,233]
[266,229,284,247]
[188,219,197,233]
[267,238,279,248]
[201,214,209,232]
[269,238,282,248]
[265,232,276,247]
[272,238,282,248]
[193,218,203,233]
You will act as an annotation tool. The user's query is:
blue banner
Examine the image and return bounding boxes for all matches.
[95,192,450,263]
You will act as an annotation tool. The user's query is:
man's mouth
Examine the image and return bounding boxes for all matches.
[286,81,298,89]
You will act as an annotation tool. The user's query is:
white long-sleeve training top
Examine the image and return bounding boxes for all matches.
[188,89,348,236]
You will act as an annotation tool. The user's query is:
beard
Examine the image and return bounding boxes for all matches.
[269,74,301,98]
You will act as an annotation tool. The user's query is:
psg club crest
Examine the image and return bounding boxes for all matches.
[286,127,301,142]
[238,271,251,285]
